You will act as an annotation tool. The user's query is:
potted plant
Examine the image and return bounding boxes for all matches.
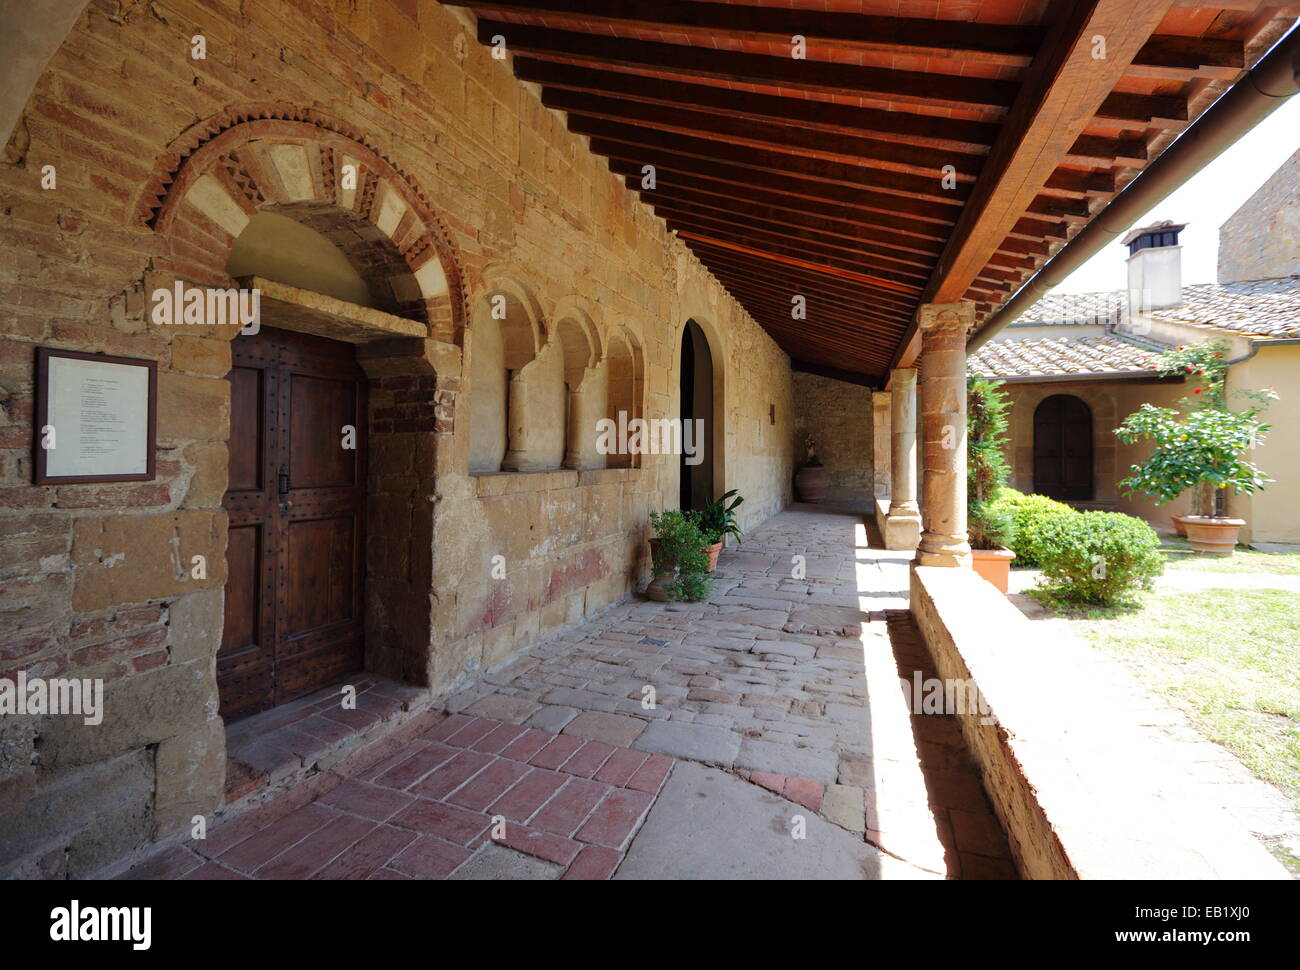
[647,509,712,601]
[687,489,744,569]
[795,434,829,503]
[1117,342,1274,556]
[966,377,1018,592]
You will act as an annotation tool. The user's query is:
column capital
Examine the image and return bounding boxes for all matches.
[917,300,977,337]
[888,366,917,391]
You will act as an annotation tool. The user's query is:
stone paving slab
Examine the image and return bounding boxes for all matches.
[615,762,938,880]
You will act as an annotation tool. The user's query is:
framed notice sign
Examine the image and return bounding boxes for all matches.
[34,348,157,484]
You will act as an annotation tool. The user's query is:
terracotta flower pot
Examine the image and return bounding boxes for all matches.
[704,541,722,571]
[1181,516,1244,556]
[645,538,672,600]
[1171,513,1189,537]
[970,547,1016,594]
[795,464,830,503]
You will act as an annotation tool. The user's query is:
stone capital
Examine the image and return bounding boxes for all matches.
[917,301,976,337]
[888,366,916,391]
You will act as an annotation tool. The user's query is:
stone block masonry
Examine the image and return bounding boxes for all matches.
[0,0,795,876]
[792,371,874,504]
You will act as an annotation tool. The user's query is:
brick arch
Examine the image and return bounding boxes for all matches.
[136,104,466,341]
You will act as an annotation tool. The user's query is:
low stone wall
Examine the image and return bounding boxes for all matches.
[909,565,1288,880]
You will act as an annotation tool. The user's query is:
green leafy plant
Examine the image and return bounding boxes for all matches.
[1115,401,1274,517]
[1032,510,1164,605]
[688,488,744,545]
[989,487,1076,567]
[966,378,1016,550]
[648,509,712,601]
[1119,340,1276,516]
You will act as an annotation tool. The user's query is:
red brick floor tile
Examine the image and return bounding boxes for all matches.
[443,717,500,748]
[319,705,382,731]
[390,836,472,879]
[574,788,654,850]
[470,722,529,754]
[408,749,493,800]
[218,803,339,873]
[750,771,785,795]
[421,713,474,743]
[297,714,355,744]
[182,862,250,880]
[783,777,823,813]
[528,734,585,770]
[493,825,581,867]
[530,777,611,837]
[446,757,531,811]
[121,845,204,880]
[488,767,568,822]
[313,825,417,880]
[499,728,556,763]
[318,778,417,822]
[592,747,649,788]
[354,741,432,783]
[558,740,616,778]
[373,743,457,791]
[626,754,673,794]
[256,813,376,879]
[391,799,493,846]
[561,844,622,881]
[367,867,412,880]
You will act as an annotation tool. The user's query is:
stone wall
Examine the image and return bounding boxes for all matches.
[792,372,873,504]
[1218,148,1300,283]
[0,0,795,876]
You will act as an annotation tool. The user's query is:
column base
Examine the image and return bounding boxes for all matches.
[915,532,972,567]
[883,508,922,551]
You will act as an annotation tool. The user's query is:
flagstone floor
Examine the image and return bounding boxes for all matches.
[125,504,1017,880]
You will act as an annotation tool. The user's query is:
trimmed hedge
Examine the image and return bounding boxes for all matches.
[989,488,1075,568]
[1034,510,1164,604]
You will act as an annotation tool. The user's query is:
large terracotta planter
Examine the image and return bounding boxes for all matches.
[970,547,1016,594]
[705,541,722,571]
[1181,516,1244,555]
[645,538,672,600]
[1171,513,1189,537]
[795,464,830,503]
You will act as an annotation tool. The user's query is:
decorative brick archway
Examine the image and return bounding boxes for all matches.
[135,103,466,343]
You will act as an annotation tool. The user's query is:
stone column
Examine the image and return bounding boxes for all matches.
[915,301,974,567]
[883,368,922,550]
[563,365,607,470]
[500,369,532,472]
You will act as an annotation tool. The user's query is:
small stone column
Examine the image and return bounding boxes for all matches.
[500,369,533,472]
[915,301,974,567]
[883,368,922,550]
[563,365,607,470]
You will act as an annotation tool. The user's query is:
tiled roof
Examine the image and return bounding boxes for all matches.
[1147,277,1300,337]
[969,334,1154,380]
[1009,276,1300,336]
[1006,290,1124,327]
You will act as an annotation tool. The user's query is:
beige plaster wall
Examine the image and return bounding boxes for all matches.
[792,371,873,504]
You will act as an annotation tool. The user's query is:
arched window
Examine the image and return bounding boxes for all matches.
[1033,394,1094,500]
[469,285,540,473]
[604,329,643,469]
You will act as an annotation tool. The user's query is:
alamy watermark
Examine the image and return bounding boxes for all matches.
[0,671,103,725]
[595,411,706,465]
[151,282,260,334]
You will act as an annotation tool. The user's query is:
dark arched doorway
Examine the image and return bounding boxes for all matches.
[1033,394,1094,500]
[679,319,714,511]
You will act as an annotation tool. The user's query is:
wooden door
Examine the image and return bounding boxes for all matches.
[220,327,367,722]
[1033,394,1093,501]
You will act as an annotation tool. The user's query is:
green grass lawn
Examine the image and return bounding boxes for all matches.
[1159,538,1300,575]
[1045,586,1300,871]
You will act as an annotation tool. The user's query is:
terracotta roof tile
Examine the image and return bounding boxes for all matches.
[969,334,1154,380]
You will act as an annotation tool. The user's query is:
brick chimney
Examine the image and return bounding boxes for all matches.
[1123,220,1185,315]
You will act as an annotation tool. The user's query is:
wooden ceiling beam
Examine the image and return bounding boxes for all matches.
[478,21,1020,110]
[690,246,919,315]
[545,88,987,179]
[666,217,930,289]
[516,59,1000,150]
[615,168,949,243]
[455,0,1042,64]
[924,0,1176,310]
[651,203,937,277]
[573,117,971,203]
[708,279,911,333]
[589,139,961,224]
[639,189,945,259]
[704,260,914,318]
